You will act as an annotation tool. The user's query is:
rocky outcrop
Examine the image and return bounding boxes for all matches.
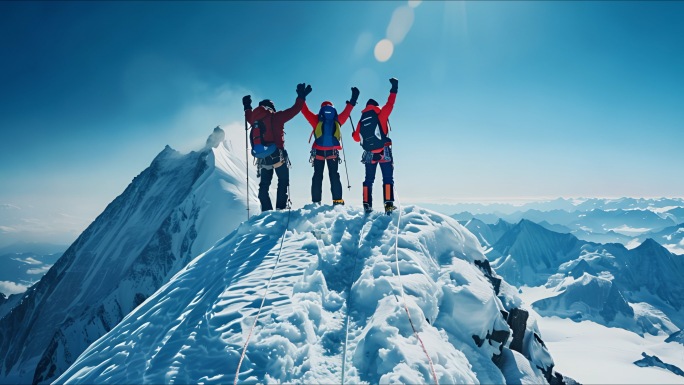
[634,352,684,377]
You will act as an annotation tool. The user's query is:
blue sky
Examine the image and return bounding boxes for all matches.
[1,1,683,246]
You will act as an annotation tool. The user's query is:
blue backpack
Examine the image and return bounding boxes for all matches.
[310,105,341,148]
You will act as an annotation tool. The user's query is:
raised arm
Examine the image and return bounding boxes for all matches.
[243,95,253,123]
[275,83,311,123]
[338,87,359,126]
[301,101,318,128]
[378,78,397,124]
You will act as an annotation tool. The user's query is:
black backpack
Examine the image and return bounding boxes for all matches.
[359,110,390,151]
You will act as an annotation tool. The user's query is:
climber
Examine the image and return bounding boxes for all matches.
[243,83,312,211]
[352,78,398,215]
[301,87,359,206]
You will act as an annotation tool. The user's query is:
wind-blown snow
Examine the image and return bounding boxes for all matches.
[57,206,565,385]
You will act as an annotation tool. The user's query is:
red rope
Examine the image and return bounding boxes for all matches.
[393,196,439,385]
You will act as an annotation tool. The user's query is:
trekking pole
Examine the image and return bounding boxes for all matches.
[244,117,251,220]
[341,117,355,190]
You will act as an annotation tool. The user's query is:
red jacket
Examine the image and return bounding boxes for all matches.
[302,101,355,150]
[245,97,304,149]
[352,92,396,152]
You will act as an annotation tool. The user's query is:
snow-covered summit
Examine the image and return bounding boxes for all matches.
[57,205,573,385]
[489,219,584,287]
[0,128,257,385]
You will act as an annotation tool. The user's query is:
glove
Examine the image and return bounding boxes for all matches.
[389,78,398,93]
[296,83,313,100]
[348,87,359,106]
[242,95,252,111]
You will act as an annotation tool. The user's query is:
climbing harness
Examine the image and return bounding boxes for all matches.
[255,149,290,178]
[233,205,293,385]
[309,149,340,164]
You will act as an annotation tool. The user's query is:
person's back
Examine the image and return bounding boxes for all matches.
[301,87,359,205]
[243,83,312,211]
[352,78,398,214]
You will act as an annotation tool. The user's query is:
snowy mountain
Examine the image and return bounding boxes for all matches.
[56,206,574,385]
[487,220,584,287]
[664,207,684,224]
[449,198,684,250]
[430,197,684,217]
[534,273,636,326]
[0,127,257,385]
[637,223,684,255]
[461,218,513,249]
[618,239,684,319]
[478,219,684,336]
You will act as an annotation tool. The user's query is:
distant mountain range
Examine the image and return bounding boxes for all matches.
[463,218,684,336]
[425,197,684,216]
[0,242,67,256]
[451,198,684,254]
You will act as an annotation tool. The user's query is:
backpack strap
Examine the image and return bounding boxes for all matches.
[308,126,316,143]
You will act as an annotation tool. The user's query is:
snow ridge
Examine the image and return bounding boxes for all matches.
[57,205,570,385]
[0,128,256,385]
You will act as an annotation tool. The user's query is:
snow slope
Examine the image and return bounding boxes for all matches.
[0,128,257,385]
[56,205,572,385]
[519,288,684,384]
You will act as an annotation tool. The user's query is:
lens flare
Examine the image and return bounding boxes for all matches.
[387,6,415,45]
[374,39,394,62]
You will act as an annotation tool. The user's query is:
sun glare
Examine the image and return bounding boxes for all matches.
[374,39,394,62]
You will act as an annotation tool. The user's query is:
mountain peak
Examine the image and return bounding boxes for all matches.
[635,238,668,254]
[153,144,180,163]
[1,133,254,385]
[205,126,225,149]
[517,218,539,227]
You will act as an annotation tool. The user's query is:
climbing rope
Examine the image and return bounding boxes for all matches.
[341,213,375,385]
[392,191,439,385]
[244,119,251,220]
[234,206,292,385]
